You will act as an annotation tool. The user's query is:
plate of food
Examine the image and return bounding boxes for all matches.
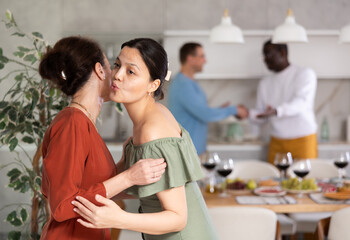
[281,177,321,194]
[254,186,286,197]
[226,178,255,194]
[283,188,321,194]
[324,181,350,200]
[258,179,280,187]
[323,192,350,200]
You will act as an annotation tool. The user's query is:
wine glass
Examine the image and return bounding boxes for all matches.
[201,152,220,193]
[292,159,311,198]
[274,152,293,179]
[333,152,350,181]
[216,158,234,197]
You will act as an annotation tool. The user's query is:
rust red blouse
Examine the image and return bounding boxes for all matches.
[41,107,116,239]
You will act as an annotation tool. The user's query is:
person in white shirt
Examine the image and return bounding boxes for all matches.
[250,39,318,163]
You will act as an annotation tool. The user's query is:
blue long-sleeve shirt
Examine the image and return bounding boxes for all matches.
[168,72,237,155]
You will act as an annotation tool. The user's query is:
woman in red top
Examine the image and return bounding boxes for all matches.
[39,36,166,240]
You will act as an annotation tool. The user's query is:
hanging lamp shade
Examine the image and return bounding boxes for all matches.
[272,9,308,43]
[210,9,244,43]
[339,23,350,43]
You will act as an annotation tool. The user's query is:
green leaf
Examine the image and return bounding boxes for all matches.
[8,231,21,240]
[0,55,8,63]
[11,32,25,37]
[13,181,24,191]
[25,122,33,134]
[34,177,41,191]
[9,137,18,151]
[23,54,36,62]
[22,136,34,144]
[8,109,17,122]
[5,9,13,21]
[49,88,55,97]
[35,177,41,186]
[0,47,2,55]
[6,211,16,222]
[20,181,30,193]
[18,46,30,52]
[115,102,123,114]
[1,110,8,121]
[15,73,23,81]
[7,122,16,130]
[0,62,4,69]
[7,168,21,178]
[0,101,8,109]
[18,113,25,123]
[13,51,24,58]
[25,92,31,100]
[10,218,22,226]
[0,122,5,129]
[32,32,43,39]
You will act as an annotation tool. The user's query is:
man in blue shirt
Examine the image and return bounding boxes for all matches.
[168,42,248,155]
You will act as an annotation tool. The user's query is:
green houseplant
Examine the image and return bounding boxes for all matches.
[0,10,69,239]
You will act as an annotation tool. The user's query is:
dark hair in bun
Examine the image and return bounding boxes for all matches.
[121,38,168,100]
[39,36,105,96]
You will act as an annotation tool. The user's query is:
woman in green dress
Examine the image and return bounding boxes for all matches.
[72,38,218,240]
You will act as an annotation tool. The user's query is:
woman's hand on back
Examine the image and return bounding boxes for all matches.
[72,195,125,229]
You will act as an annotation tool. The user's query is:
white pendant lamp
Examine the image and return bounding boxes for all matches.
[339,23,350,43]
[210,9,244,43]
[272,9,308,43]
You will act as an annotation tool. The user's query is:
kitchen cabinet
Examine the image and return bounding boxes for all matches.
[163,30,350,79]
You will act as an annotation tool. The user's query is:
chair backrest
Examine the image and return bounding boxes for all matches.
[208,207,277,240]
[228,160,280,180]
[287,159,338,179]
[328,207,350,240]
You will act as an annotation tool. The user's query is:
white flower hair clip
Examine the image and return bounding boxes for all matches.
[165,70,172,81]
[61,71,67,80]
[164,63,171,81]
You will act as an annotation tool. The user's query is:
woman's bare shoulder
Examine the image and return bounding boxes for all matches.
[138,106,181,144]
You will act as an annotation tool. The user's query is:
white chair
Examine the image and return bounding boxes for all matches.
[228,160,280,180]
[287,159,339,233]
[287,159,338,179]
[208,207,279,240]
[315,207,350,240]
[228,160,296,236]
[327,206,350,240]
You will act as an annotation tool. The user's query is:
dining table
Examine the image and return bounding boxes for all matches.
[202,190,350,213]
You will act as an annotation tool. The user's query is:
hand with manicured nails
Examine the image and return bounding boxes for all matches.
[126,158,166,185]
[72,195,125,229]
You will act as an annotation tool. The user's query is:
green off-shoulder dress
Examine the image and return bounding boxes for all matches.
[124,125,218,240]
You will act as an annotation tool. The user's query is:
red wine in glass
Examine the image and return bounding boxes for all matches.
[276,163,290,171]
[293,170,310,178]
[334,161,349,169]
[202,162,216,170]
[274,152,293,179]
[217,169,232,177]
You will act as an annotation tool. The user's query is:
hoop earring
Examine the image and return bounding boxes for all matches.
[148,92,151,96]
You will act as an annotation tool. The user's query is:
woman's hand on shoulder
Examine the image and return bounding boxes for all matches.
[126,158,166,185]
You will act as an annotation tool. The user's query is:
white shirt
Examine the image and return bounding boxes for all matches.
[250,64,317,139]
